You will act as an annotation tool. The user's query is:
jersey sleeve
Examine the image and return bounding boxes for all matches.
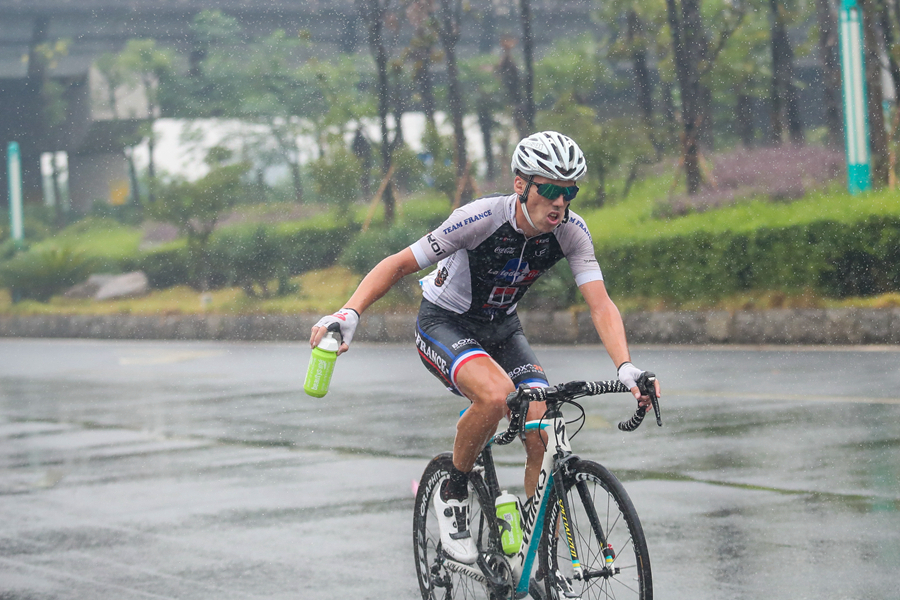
[409,198,503,269]
[557,211,604,286]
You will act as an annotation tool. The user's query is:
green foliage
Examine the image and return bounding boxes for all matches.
[277,219,358,275]
[308,146,363,209]
[0,246,93,302]
[600,216,900,302]
[132,243,190,289]
[146,163,249,243]
[339,224,423,274]
[133,218,356,293]
[391,144,428,194]
[209,226,292,297]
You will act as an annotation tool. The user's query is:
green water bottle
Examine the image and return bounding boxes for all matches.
[495,490,523,555]
[304,329,341,397]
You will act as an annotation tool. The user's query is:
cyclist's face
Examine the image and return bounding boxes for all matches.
[514,174,574,234]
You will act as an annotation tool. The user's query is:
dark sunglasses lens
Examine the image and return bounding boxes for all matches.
[537,183,578,201]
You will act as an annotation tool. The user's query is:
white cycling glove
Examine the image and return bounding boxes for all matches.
[315,308,360,347]
[617,362,644,394]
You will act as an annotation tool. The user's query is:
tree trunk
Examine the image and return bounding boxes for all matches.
[736,93,755,147]
[437,0,470,203]
[359,0,395,223]
[665,0,703,194]
[627,9,663,159]
[769,0,804,145]
[477,98,496,181]
[860,0,889,186]
[391,63,406,149]
[499,44,527,136]
[816,0,843,148]
[519,0,536,132]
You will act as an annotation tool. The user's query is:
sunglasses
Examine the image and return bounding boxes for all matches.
[536,182,579,202]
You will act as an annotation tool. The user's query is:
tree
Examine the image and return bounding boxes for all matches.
[95,52,145,209]
[357,0,400,223]
[436,0,472,205]
[461,55,504,181]
[768,0,805,145]
[815,0,843,148]
[519,0,537,132]
[146,157,249,290]
[664,0,744,194]
[859,0,889,186]
[116,39,176,204]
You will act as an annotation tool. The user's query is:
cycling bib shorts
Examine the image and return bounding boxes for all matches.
[416,299,549,396]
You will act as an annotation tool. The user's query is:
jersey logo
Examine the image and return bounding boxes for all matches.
[495,259,539,285]
[427,233,444,256]
[441,209,492,235]
[434,266,449,287]
[486,286,518,307]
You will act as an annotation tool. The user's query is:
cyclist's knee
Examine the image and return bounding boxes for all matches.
[468,391,509,423]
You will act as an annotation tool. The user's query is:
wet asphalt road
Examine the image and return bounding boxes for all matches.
[0,338,898,600]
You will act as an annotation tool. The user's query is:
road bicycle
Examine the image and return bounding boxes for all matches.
[413,374,660,600]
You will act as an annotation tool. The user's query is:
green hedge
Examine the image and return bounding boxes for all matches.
[599,216,900,300]
[132,219,357,291]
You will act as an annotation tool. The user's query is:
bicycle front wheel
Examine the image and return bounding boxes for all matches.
[538,459,652,600]
[413,452,506,600]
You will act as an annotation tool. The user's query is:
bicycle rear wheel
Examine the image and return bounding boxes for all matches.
[538,459,652,600]
[413,452,506,600]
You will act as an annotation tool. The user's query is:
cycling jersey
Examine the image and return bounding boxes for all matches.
[409,193,603,320]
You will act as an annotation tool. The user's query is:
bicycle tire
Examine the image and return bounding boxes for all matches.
[538,459,652,600]
[413,452,507,600]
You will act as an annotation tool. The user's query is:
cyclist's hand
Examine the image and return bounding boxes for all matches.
[618,362,661,405]
[310,308,359,355]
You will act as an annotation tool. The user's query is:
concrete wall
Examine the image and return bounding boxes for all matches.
[1,308,898,345]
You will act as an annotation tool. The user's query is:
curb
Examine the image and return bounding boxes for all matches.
[1,308,899,345]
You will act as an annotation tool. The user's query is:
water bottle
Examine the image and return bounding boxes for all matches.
[495,490,523,555]
[304,328,341,397]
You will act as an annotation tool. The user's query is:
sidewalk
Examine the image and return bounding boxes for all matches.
[1,307,898,345]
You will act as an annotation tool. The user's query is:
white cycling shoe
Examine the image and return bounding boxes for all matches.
[433,489,479,564]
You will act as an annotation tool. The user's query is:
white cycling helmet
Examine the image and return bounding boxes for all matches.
[511,131,587,182]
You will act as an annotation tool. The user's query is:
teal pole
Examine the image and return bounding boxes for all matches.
[838,0,872,194]
[7,141,24,247]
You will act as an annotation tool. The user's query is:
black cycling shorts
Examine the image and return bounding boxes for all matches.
[415,299,549,396]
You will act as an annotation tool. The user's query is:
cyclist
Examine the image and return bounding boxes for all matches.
[310,131,660,582]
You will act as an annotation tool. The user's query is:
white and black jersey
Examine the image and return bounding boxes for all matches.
[409,193,604,320]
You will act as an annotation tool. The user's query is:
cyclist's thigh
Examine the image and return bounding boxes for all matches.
[415,301,495,395]
[485,315,550,391]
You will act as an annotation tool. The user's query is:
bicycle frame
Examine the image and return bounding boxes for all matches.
[477,405,578,598]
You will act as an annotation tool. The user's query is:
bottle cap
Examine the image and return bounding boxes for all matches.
[317,330,341,353]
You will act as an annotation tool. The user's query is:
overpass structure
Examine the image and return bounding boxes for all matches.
[0,0,593,214]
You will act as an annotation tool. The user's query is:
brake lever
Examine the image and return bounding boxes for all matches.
[639,372,662,427]
[617,372,661,432]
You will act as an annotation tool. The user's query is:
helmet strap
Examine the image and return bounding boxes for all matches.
[518,175,539,231]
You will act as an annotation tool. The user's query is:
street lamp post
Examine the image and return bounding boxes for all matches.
[7,141,24,247]
[838,0,872,194]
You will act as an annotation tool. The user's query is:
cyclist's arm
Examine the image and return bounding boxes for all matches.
[310,248,421,352]
[579,279,662,402]
[345,248,421,314]
[578,279,631,368]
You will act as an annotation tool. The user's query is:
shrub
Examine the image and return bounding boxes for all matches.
[308,147,363,209]
[209,225,292,297]
[599,216,900,302]
[0,246,94,301]
[277,219,358,275]
[133,244,190,289]
[339,224,425,274]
